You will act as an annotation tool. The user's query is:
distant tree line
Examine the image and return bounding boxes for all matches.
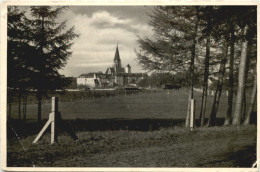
[136,6,256,126]
[7,6,79,123]
[137,71,202,89]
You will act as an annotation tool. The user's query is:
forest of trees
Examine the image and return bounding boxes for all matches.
[136,6,256,127]
[137,71,201,89]
[7,6,78,123]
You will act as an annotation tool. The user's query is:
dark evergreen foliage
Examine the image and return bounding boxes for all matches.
[7,6,79,122]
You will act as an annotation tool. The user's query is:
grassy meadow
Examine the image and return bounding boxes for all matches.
[9,89,235,120]
[7,89,257,167]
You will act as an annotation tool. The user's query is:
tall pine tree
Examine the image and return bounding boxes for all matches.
[136,6,200,127]
[27,6,78,123]
[7,6,34,119]
[232,6,256,125]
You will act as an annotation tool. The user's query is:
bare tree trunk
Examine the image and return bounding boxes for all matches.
[207,45,228,127]
[185,16,197,127]
[8,89,13,119]
[23,94,28,121]
[242,91,246,120]
[37,92,42,124]
[199,34,210,127]
[18,91,22,120]
[37,16,45,124]
[241,50,251,120]
[232,26,248,125]
[8,99,12,119]
[190,25,196,100]
[243,74,257,125]
[23,102,25,120]
[224,26,235,126]
[185,90,191,127]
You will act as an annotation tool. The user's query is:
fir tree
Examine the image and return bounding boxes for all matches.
[7,6,33,119]
[136,6,200,127]
[27,6,79,123]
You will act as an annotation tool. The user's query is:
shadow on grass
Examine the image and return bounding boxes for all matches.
[229,145,256,167]
[7,118,184,138]
[7,111,257,139]
[197,144,256,167]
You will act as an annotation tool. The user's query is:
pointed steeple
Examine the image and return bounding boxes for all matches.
[113,44,121,69]
[114,44,121,63]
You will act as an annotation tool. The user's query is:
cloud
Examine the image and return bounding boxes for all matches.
[59,8,153,77]
[90,10,132,28]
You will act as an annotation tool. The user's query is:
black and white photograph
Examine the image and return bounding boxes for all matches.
[1,1,258,171]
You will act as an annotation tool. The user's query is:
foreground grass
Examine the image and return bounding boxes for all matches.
[7,125,256,167]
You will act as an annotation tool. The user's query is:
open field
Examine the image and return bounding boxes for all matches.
[7,125,256,167]
[9,89,243,120]
[7,90,257,167]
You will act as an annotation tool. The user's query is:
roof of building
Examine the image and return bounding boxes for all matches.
[79,71,147,79]
[106,67,125,74]
[115,67,125,73]
[126,64,131,67]
[79,72,105,78]
[105,67,115,74]
[116,73,148,77]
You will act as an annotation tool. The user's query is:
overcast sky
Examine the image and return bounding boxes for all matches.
[47,6,154,77]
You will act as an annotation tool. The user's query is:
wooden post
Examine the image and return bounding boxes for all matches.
[33,97,58,144]
[32,118,52,144]
[51,97,58,144]
[52,97,58,112]
[33,97,77,144]
[190,99,195,130]
[50,112,56,144]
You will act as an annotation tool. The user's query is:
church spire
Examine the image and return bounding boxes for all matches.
[114,44,121,69]
[114,44,121,62]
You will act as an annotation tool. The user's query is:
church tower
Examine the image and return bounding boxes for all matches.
[125,64,131,73]
[113,45,122,71]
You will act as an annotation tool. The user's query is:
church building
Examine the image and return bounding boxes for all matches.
[77,45,147,89]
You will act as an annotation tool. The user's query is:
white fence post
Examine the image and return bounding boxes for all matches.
[33,97,58,144]
[33,97,77,144]
[51,97,58,144]
[190,99,195,130]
